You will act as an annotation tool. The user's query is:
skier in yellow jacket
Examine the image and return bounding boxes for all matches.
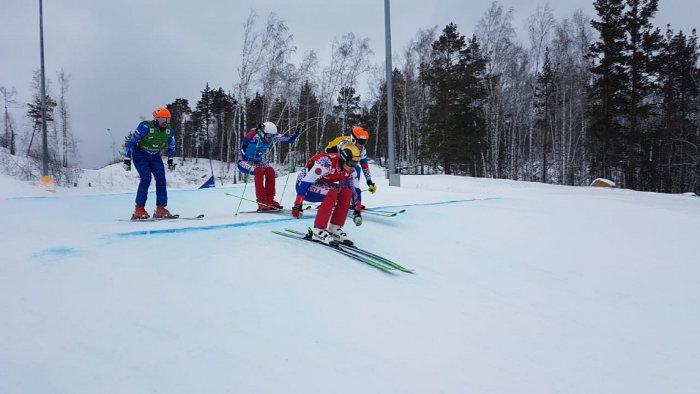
[325,126,376,217]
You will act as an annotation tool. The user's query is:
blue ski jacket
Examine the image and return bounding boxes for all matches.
[240,128,299,162]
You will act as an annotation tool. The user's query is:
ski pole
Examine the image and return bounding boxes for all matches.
[227,191,269,208]
[233,170,252,216]
[234,135,263,215]
[279,123,308,203]
[226,192,312,212]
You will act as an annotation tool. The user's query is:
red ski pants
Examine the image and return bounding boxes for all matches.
[313,187,351,229]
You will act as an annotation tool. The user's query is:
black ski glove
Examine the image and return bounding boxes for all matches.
[123,159,131,171]
[352,210,363,226]
[167,159,177,171]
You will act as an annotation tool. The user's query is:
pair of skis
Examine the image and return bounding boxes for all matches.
[362,208,406,217]
[241,206,404,218]
[272,228,414,274]
[302,202,406,218]
[119,214,205,222]
[237,205,313,215]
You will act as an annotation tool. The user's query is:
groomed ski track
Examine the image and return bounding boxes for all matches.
[107,198,498,239]
[2,169,699,394]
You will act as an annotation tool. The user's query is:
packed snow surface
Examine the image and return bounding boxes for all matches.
[1,165,698,393]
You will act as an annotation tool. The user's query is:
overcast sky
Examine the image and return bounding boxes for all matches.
[2,0,698,168]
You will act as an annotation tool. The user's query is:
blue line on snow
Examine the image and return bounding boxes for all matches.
[110,217,296,238]
[33,247,78,257]
[371,197,502,211]
[108,198,502,238]
[6,196,58,200]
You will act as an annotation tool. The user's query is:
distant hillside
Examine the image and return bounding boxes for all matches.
[0,147,48,182]
[0,148,274,193]
[78,157,242,192]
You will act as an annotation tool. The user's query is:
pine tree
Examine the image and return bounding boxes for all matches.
[534,47,558,183]
[657,28,700,192]
[621,0,662,189]
[297,80,321,157]
[185,111,203,160]
[26,94,57,159]
[210,88,236,161]
[588,0,628,182]
[195,84,215,159]
[166,98,192,159]
[332,86,361,132]
[420,23,487,175]
[247,92,265,129]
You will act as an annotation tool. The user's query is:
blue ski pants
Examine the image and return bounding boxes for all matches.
[132,147,167,207]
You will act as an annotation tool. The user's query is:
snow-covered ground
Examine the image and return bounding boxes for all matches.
[1,164,699,393]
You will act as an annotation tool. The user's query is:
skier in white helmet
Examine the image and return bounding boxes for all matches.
[237,121,301,210]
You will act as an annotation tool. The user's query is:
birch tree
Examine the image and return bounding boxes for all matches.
[318,33,373,149]
[236,10,265,132]
[55,70,76,168]
[527,3,556,173]
[476,2,517,177]
[258,13,296,123]
[396,27,437,166]
[1,86,19,155]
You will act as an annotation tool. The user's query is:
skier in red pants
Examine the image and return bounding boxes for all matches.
[237,121,301,210]
[291,145,362,245]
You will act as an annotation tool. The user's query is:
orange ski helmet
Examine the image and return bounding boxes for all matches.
[152,107,171,127]
[351,126,369,145]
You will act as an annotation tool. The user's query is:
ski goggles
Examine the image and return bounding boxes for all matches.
[261,132,276,141]
[354,138,367,145]
[156,117,170,124]
[345,159,358,167]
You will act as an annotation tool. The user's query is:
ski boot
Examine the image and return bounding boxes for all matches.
[328,224,353,246]
[132,205,150,220]
[257,198,273,211]
[267,198,283,211]
[310,227,337,245]
[154,205,176,219]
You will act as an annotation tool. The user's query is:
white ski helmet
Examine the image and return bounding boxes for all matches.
[260,121,278,136]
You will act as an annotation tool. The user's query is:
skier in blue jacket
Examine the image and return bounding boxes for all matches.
[237,121,300,211]
[123,106,177,219]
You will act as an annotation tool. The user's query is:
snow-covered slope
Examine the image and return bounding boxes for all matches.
[0,172,47,197]
[74,157,241,193]
[0,146,250,194]
[1,168,699,394]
